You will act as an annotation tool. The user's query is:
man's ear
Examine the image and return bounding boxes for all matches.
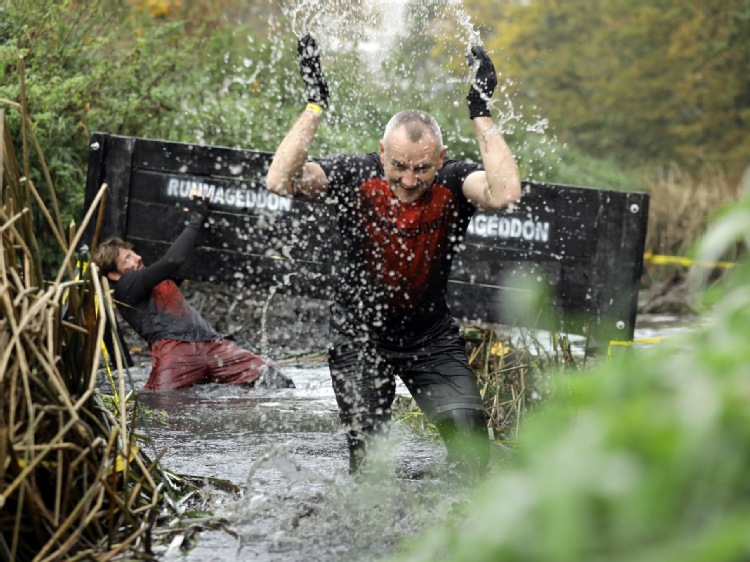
[106,271,121,282]
[436,145,447,170]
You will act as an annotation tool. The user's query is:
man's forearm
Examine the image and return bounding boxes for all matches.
[164,223,199,264]
[474,116,522,206]
[266,109,322,198]
[137,223,200,290]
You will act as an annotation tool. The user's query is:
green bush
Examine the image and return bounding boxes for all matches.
[0,1,292,273]
[391,194,750,561]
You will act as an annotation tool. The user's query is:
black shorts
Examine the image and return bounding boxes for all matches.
[327,314,484,431]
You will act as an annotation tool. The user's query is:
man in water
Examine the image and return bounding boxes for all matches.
[266,34,521,473]
[93,193,294,392]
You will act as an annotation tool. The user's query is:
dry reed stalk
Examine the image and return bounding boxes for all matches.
[466,324,578,441]
[394,323,578,442]
[638,163,740,312]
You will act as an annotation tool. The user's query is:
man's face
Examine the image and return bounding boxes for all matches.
[115,247,144,275]
[379,126,445,204]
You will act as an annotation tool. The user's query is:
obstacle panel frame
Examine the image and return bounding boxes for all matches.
[83,133,649,343]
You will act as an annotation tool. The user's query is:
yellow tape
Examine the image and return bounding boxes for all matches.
[633,336,667,344]
[305,102,323,115]
[115,445,139,472]
[607,336,668,358]
[609,336,667,347]
[608,340,632,348]
[643,252,735,270]
[100,337,120,409]
[62,258,121,407]
[61,259,89,307]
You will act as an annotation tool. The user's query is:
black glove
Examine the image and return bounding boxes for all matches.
[182,190,211,227]
[297,33,329,108]
[466,46,497,119]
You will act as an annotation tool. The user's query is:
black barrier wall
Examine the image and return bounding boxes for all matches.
[83,132,649,344]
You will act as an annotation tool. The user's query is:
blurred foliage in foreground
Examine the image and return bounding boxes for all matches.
[390,192,750,561]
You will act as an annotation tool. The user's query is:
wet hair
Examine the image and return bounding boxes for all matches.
[382,109,444,149]
[92,237,132,277]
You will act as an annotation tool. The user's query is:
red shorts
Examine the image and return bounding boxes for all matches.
[144,339,273,392]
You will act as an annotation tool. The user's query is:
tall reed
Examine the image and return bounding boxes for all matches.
[1,73,199,561]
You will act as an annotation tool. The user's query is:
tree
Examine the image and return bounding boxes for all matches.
[469,0,750,179]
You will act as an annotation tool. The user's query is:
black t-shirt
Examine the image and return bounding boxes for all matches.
[318,152,481,343]
[112,222,218,347]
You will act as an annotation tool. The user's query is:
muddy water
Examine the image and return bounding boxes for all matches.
[115,313,699,561]
[127,363,502,561]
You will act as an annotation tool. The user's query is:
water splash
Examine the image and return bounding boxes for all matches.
[245,441,332,487]
[220,430,474,562]
[258,284,277,360]
[442,0,482,46]
[273,0,537,148]
[279,0,481,67]
[281,0,388,43]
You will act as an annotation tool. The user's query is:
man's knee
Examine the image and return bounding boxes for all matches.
[434,407,490,472]
[435,407,487,432]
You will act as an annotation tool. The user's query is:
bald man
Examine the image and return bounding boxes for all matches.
[266,34,521,475]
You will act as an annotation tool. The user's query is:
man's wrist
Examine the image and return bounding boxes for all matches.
[468,102,491,119]
[473,116,495,131]
[186,213,205,229]
[305,102,323,115]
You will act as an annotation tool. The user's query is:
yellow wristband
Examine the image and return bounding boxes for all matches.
[305,102,323,115]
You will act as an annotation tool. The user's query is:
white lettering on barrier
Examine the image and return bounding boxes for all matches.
[166,177,292,212]
[467,214,550,242]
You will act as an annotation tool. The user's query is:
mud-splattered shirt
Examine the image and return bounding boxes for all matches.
[318,152,481,344]
[112,222,218,347]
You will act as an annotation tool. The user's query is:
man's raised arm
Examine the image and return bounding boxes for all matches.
[461,46,522,211]
[266,34,330,201]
